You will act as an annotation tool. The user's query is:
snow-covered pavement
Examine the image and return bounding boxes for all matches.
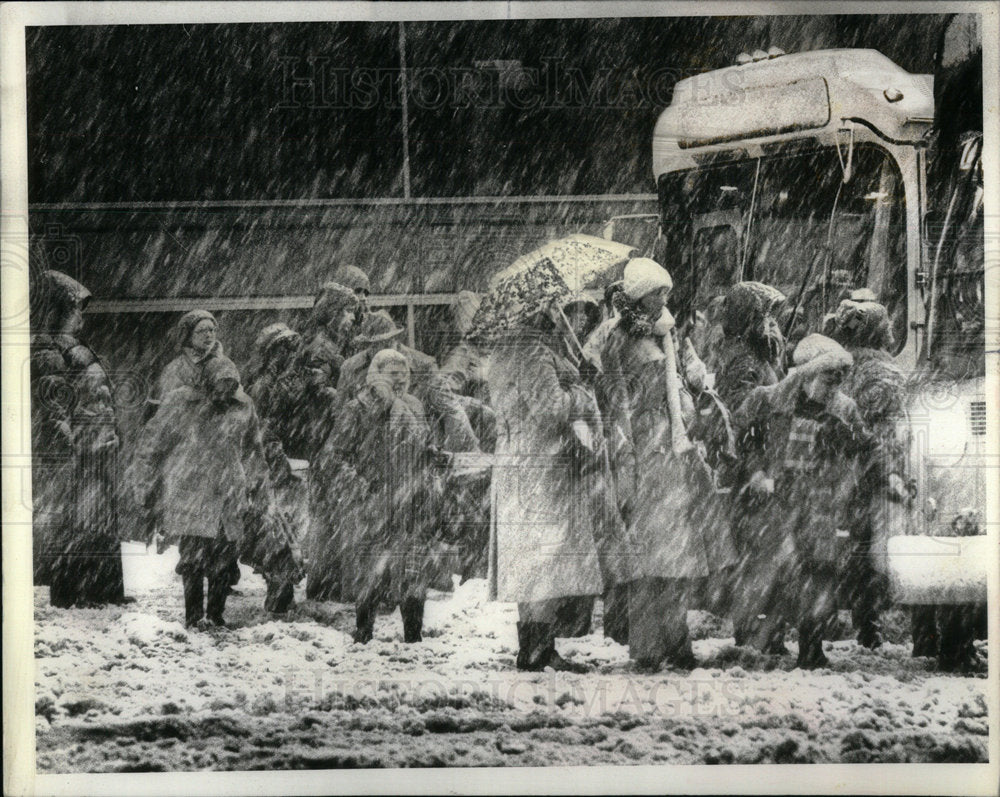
[33,543,989,771]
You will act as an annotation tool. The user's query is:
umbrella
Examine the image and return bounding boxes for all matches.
[468,234,637,341]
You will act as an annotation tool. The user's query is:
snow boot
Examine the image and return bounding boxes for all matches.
[401,597,424,643]
[795,621,829,669]
[602,584,629,645]
[182,574,204,628]
[354,603,375,644]
[516,622,588,673]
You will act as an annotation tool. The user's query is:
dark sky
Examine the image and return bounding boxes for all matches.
[26,15,953,203]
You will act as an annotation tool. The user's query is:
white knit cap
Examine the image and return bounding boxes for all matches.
[622,258,673,300]
[792,333,853,377]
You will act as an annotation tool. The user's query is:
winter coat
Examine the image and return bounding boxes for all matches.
[30,332,124,604]
[598,325,735,582]
[732,375,871,565]
[149,340,225,419]
[486,332,605,603]
[315,386,437,602]
[132,383,269,545]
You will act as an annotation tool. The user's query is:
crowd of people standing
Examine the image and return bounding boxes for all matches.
[29,254,984,674]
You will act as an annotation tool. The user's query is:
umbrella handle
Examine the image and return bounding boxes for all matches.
[661,329,695,456]
[554,304,602,373]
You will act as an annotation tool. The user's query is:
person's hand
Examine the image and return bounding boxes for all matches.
[888,473,907,501]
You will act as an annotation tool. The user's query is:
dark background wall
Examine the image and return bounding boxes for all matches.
[27,15,950,203]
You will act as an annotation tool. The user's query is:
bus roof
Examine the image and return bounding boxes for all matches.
[653,49,934,176]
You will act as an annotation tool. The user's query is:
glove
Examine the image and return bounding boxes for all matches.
[745,469,774,499]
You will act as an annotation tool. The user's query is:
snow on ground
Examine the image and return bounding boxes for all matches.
[33,543,989,771]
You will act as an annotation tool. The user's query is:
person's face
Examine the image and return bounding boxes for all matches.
[334,306,358,338]
[381,362,409,396]
[639,287,670,321]
[189,319,217,354]
[210,377,238,406]
[355,288,370,312]
[803,371,843,405]
[271,339,297,372]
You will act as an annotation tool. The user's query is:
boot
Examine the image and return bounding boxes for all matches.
[206,575,229,627]
[602,585,629,645]
[796,620,829,670]
[911,607,939,657]
[265,578,295,615]
[516,622,589,673]
[182,574,204,628]
[354,602,375,644]
[401,597,424,643]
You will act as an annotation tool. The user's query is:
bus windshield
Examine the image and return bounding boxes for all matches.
[658,142,908,354]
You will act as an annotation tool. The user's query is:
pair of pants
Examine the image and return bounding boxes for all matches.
[176,535,239,626]
[626,578,692,665]
[796,562,838,666]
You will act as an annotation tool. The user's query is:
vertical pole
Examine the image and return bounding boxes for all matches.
[398,22,412,199]
[406,303,416,349]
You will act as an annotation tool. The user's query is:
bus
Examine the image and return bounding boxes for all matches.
[623,33,987,539]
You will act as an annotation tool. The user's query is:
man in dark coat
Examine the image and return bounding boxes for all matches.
[30,270,128,608]
[133,356,273,628]
[732,334,872,668]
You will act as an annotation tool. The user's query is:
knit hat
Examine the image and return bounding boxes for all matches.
[833,299,894,351]
[622,258,673,300]
[264,326,301,357]
[792,334,853,377]
[175,309,217,350]
[331,265,371,295]
[354,310,405,345]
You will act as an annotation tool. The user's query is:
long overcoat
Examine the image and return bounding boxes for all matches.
[132,385,269,545]
[316,387,436,603]
[598,325,737,583]
[31,332,125,606]
[486,333,605,604]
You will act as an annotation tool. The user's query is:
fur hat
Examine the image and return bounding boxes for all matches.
[622,258,673,300]
[792,334,853,377]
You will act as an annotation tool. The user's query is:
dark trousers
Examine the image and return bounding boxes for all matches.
[176,535,239,626]
[602,583,630,645]
[627,577,692,666]
[354,565,426,644]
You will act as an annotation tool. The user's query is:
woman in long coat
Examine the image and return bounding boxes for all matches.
[731,334,871,668]
[317,349,439,644]
[30,270,127,607]
[597,259,730,671]
[487,307,608,672]
[133,356,272,627]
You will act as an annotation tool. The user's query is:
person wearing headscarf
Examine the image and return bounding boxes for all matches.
[147,310,223,420]
[597,258,733,671]
[316,349,442,643]
[132,356,273,628]
[30,270,129,607]
[731,334,872,668]
[486,304,607,672]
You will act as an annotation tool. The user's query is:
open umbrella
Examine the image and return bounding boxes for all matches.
[467,234,637,341]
